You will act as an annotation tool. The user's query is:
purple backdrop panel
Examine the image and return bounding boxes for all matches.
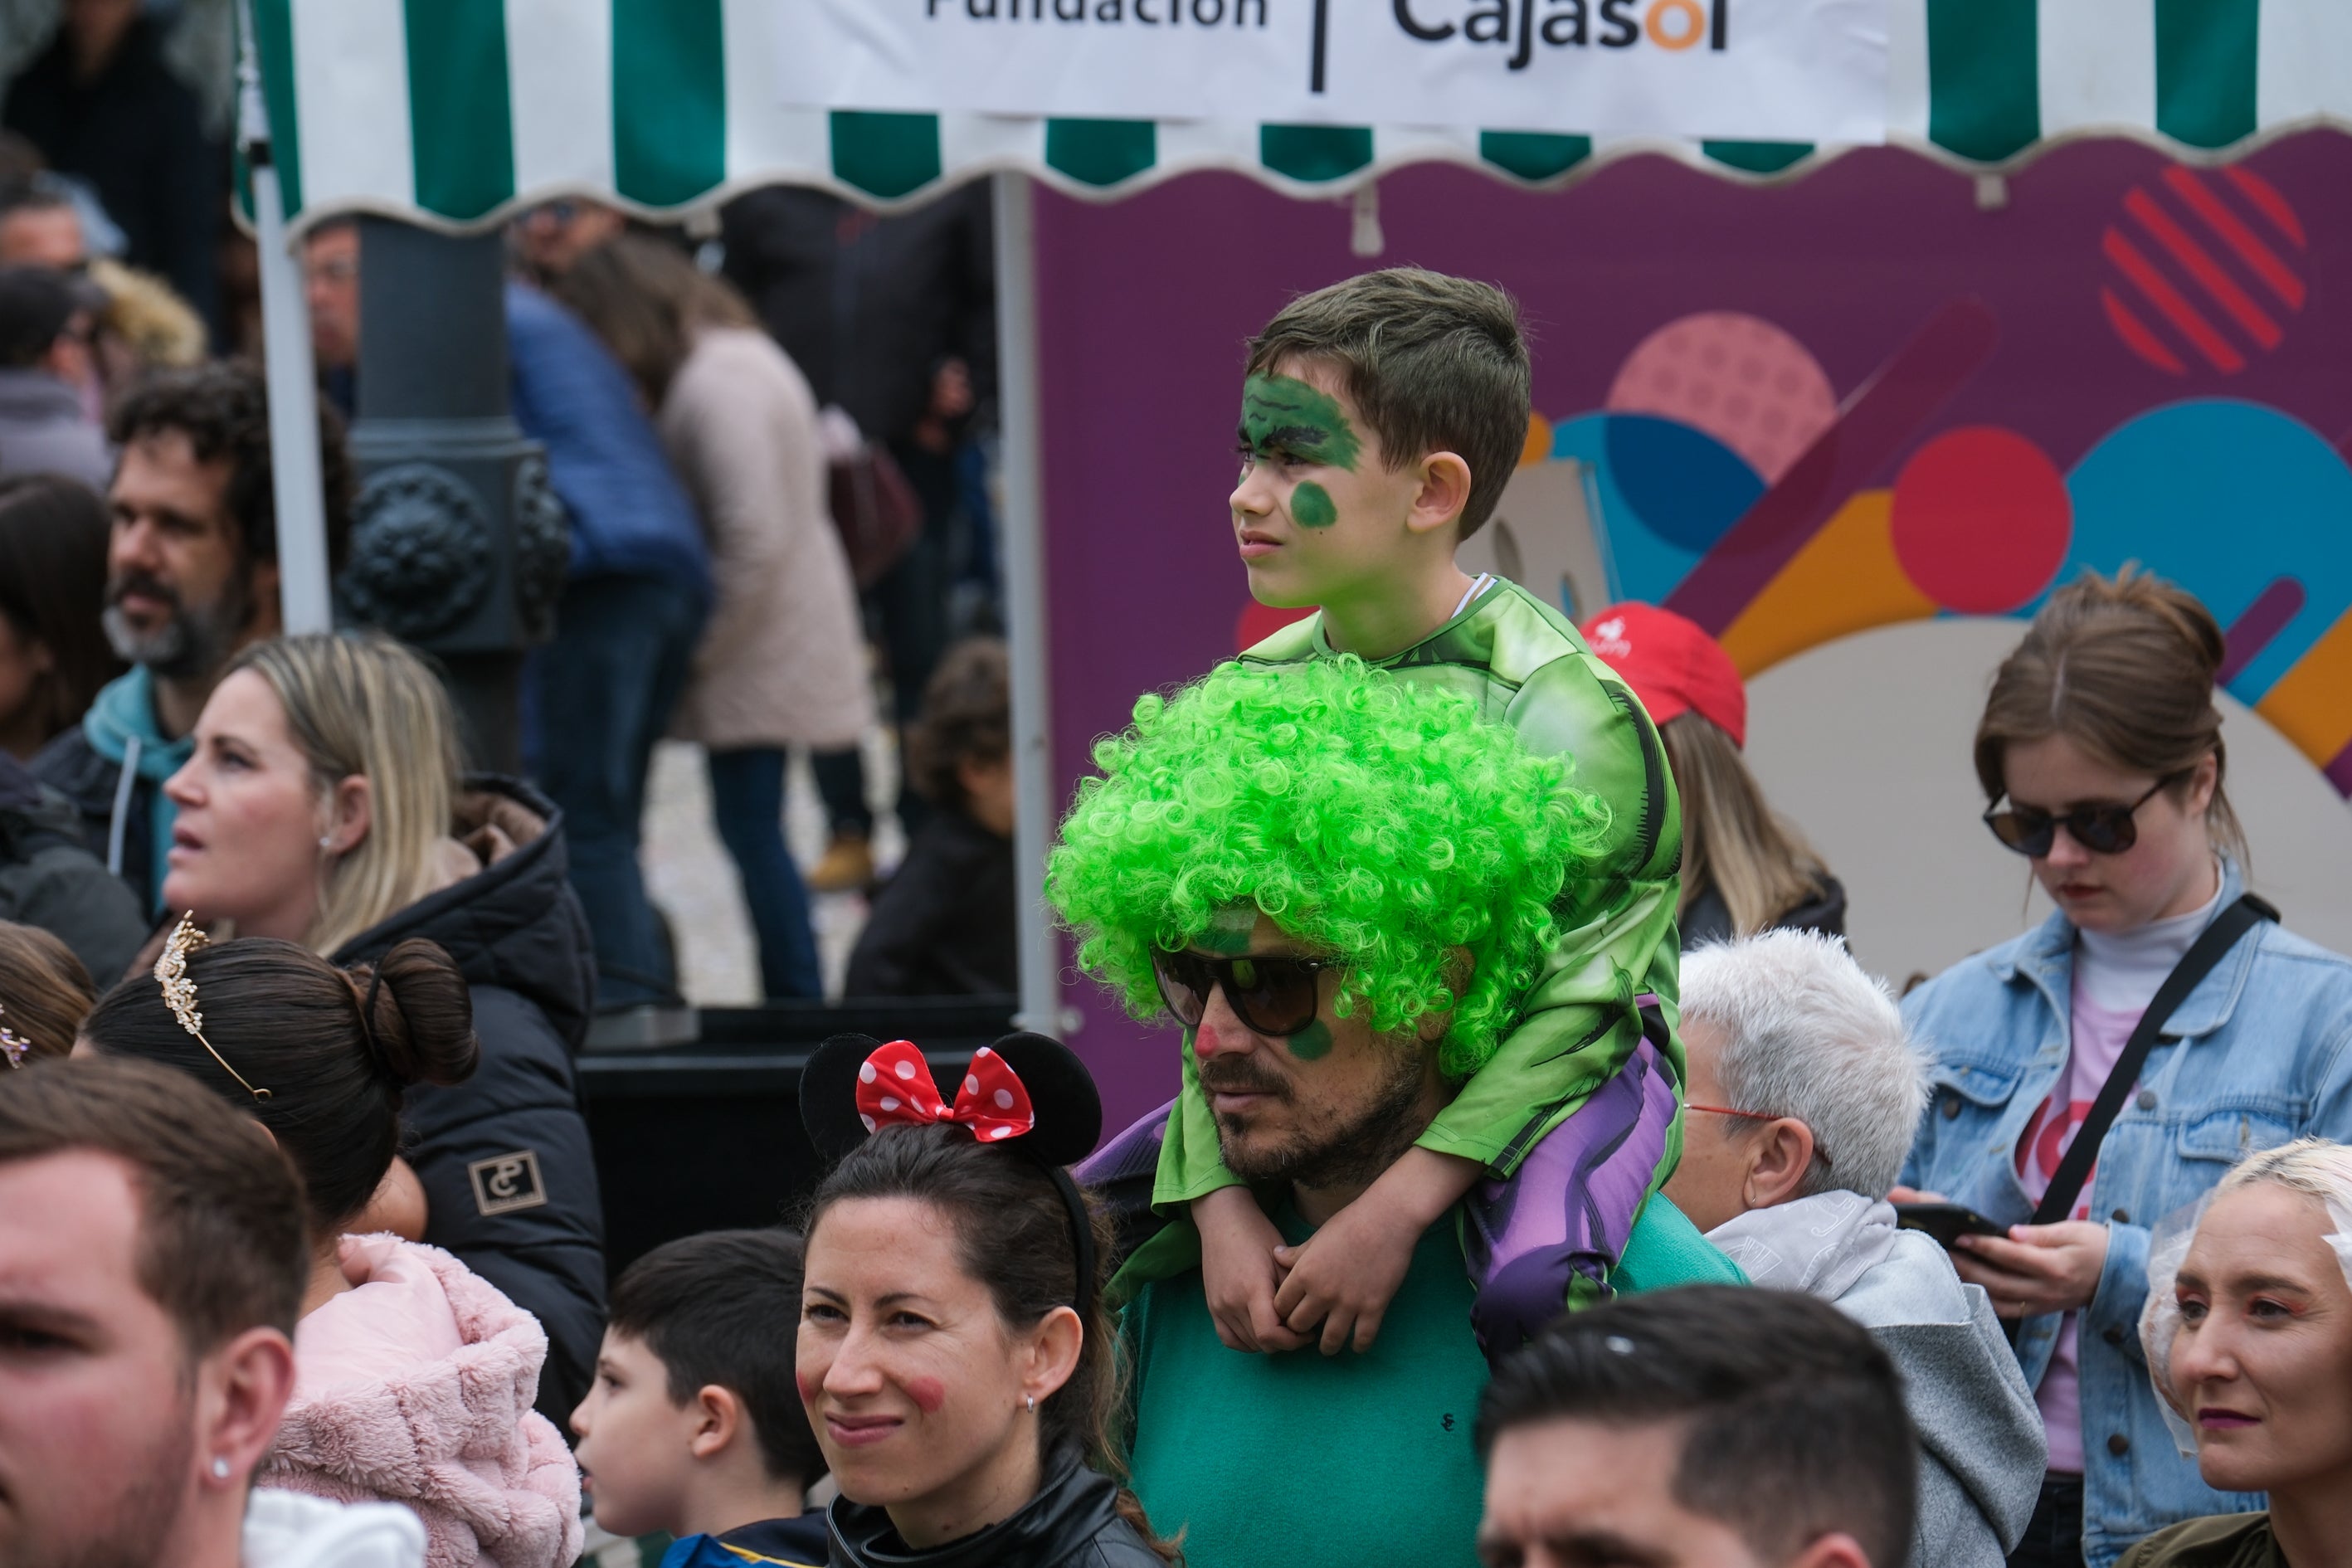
[1035,135,2352,1137]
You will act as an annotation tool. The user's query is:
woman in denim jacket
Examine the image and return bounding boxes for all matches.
[1898,570,2352,1568]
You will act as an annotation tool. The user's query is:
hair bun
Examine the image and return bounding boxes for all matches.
[349,939,478,1090]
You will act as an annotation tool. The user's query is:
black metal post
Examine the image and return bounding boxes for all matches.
[341,219,563,776]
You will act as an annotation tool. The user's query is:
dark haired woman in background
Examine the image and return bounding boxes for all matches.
[80,929,582,1568]
[1899,569,2352,1568]
[797,1035,1171,1567]
[0,473,120,760]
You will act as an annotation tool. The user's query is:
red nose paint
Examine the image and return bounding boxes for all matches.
[906,1376,947,1415]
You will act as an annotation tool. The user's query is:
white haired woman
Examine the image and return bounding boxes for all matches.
[1663,928,2047,1568]
[2125,1140,2352,1566]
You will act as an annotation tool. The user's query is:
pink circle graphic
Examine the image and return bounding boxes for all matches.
[1890,427,2072,614]
[1607,312,1836,484]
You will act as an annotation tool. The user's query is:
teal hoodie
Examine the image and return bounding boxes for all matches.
[80,666,193,906]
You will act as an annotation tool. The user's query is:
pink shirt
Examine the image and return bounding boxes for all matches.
[2016,876,2222,1473]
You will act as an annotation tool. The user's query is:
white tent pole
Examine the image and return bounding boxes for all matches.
[992,171,1064,1038]
[237,1,333,635]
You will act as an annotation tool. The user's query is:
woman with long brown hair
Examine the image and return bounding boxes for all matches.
[1897,568,2352,1568]
[551,236,871,1000]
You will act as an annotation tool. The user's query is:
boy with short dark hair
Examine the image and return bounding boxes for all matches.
[572,1230,827,1568]
[1161,266,1687,1352]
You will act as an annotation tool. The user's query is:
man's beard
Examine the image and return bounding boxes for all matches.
[1203,1045,1431,1191]
[102,571,248,681]
[3,1390,195,1568]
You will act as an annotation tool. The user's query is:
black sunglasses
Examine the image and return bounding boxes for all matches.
[1152,948,1337,1039]
[1983,776,2178,858]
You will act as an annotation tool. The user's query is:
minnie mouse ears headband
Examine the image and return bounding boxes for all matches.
[801,1030,1103,1168]
[802,1031,1105,1321]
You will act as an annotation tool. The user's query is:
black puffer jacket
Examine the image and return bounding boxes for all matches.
[0,749,145,986]
[829,1445,1163,1568]
[331,777,604,1428]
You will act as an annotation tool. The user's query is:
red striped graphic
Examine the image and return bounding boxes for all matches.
[2163,166,2306,308]
[2100,288,2188,376]
[2124,188,2281,348]
[2102,227,2243,373]
[2222,166,2306,249]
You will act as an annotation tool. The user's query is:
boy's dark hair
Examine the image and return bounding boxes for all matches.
[907,637,1010,811]
[1244,267,1530,540]
[109,360,355,573]
[1478,1286,1916,1568]
[0,1055,309,1356]
[608,1228,827,1485]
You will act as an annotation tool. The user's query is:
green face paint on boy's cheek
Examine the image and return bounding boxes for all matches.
[1290,481,1338,528]
[1285,1020,1334,1060]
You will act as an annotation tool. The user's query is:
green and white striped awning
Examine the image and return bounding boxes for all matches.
[254,0,2352,229]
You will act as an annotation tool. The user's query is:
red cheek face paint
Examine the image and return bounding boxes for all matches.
[905,1376,947,1415]
[796,1371,818,1404]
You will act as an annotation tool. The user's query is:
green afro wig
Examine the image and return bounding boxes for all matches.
[1047,655,1613,1078]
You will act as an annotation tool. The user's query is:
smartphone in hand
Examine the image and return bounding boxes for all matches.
[1893,1201,2009,1250]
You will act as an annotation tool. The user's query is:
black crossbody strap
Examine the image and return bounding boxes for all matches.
[2032,892,2278,1227]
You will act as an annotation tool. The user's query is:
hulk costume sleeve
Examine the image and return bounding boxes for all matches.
[1152,579,1685,1207]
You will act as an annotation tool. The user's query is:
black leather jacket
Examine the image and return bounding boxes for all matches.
[828,1448,1164,1568]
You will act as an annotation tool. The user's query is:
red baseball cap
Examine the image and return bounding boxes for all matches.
[1580,602,1748,748]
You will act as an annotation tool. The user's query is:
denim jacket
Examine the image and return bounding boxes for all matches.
[1900,864,2352,1567]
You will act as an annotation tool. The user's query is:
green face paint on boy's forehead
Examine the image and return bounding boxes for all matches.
[1239,373,1363,474]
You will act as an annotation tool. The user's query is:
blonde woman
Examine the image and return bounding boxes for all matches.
[1581,602,1844,945]
[2126,1140,2352,1567]
[155,631,605,1425]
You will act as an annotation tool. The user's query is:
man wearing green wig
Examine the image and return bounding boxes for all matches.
[1053,655,1738,1568]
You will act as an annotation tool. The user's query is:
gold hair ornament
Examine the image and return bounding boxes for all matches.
[154,913,270,1102]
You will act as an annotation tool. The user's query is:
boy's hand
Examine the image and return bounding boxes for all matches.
[1195,1185,1307,1353]
[1271,1146,1481,1355]
[1272,1206,1419,1355]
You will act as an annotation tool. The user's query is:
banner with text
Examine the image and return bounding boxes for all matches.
[772,0,1887,144]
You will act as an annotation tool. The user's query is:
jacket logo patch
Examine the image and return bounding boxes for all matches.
[467,1150,548,1216]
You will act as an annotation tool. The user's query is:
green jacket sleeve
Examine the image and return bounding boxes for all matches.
[1414,655,1686,1172]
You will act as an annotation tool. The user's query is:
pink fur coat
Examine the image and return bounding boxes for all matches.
[264,1235,583,1568]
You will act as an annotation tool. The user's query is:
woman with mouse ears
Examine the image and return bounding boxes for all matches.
[1897,569,2352,1568]
[796,1030,1176,1568]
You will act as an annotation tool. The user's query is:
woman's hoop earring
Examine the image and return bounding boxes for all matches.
[1025,1394,1036,1414]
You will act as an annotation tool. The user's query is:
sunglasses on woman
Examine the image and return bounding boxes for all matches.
[1982,775,2177,859]
[1152,947,1337,1040]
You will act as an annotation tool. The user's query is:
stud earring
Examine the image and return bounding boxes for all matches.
[318,835,334,850]
[211,1457,231,1480]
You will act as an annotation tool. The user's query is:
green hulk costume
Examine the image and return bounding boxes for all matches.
[1153,574,1686,1208]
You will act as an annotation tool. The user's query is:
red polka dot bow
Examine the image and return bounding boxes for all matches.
[855,1040,1035,1144]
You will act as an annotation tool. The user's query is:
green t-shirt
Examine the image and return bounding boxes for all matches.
[1121,1195,1741,1568]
